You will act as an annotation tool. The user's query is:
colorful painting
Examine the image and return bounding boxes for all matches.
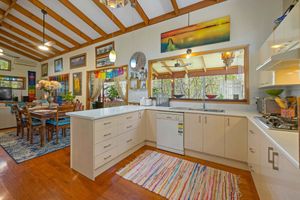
[72,72,82,96]
[70,53,86,69]
[54,58,63,72]
[28,71,36,102]
[41,63,48,77]
[161,16,230,53]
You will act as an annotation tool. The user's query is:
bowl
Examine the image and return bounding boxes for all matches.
[265,89,284,97]
[206,94,218,99]
[173,94,185,99]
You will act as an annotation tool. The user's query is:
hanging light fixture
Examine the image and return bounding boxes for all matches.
[100,0,128,8]
[38,10,49,51]
[221,51,235,69]
[186,13,192,59]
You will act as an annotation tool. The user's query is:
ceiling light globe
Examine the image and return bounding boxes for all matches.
[38,45,49,51]
[109,50,117,62]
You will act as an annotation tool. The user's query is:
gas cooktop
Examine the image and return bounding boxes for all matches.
[255,115,298,132]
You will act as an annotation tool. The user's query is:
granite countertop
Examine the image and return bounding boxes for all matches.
[67,105,299,169]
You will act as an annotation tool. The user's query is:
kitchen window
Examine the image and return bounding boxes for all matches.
[0,58,11,71]
[149,45,249,103]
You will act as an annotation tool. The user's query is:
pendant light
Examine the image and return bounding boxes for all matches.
[100,0,128,9]
[186,13,192,59]
[38,10,49,51]
[109,13,117,63]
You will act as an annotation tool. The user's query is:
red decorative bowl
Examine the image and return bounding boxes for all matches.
[206,94,217,99]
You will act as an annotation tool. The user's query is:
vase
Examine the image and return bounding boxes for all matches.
[44,91,54,108]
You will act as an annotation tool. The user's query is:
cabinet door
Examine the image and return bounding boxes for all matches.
[184,113,203,152]
[203,115,225,157]
[137,111,146,143]
[225,117,247,162]
[145,110,157,142]
[248,121,261,174]
[259,71,275,88]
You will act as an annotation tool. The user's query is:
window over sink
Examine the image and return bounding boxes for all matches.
[149,45,249,103]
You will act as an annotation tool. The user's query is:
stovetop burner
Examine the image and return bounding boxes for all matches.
[255,114,298,132]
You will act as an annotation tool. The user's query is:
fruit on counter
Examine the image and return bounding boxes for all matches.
[275,97,287,109]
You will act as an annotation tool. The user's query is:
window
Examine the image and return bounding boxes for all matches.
[0,75,25,89]
[149,46,249,103]
[0,58,11,71]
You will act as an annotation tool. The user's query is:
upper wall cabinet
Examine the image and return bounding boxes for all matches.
[257,2,300,71]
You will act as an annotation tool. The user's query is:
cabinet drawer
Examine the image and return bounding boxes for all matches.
[94,148,117,169]
[119,120,138,134]
[95,139,117,156]
[95,128,116,143]
[95,117,116,132]
[119,129,138,151]
[121,112,140,122]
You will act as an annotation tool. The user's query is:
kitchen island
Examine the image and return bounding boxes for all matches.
[67,105,299,181]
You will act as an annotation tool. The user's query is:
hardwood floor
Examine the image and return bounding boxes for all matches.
[0,129,259,200]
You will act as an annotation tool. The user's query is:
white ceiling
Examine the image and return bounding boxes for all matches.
[0,0,223,61]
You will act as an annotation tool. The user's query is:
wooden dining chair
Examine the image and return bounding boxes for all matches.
[46,104,74,144]
[22,106,43,145]
[11,105,25,137]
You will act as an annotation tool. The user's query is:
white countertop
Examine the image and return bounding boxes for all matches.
[67,105,299,169]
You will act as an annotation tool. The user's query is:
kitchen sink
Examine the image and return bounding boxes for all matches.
[169,107,225,113]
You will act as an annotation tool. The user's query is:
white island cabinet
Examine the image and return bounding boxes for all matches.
[69,107,145,180]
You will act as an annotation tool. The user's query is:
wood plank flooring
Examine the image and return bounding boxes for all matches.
[0,129,259,200]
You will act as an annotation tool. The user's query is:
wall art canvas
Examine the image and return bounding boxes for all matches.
[54,58,63,72]
[161,16,230,53]
[96,56,114,68]
[73,72,82,96]
[41,63,48,77]
[28,71,36,102]
[95,42,114,57]
[70,53,86,69]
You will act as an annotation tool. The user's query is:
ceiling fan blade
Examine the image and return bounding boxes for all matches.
[44,41,55,46]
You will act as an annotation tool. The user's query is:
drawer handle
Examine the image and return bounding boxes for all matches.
[249,148,255,153]
[104,155,111,160]
[126,139,133,143]
[166,116,172,119]
[126,116,133,119]
[104,133,112,137]
[104,144,112,148]
[272,152,279,171]
[268,147,274,163]
[249,130,255,134]
[126,125,133,129]
[104,122,112,125]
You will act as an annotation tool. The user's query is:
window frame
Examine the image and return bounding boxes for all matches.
[148,45,250,104]
[0,58,11,71]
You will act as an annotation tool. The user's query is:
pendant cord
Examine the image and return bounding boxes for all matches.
[42,10,46,45]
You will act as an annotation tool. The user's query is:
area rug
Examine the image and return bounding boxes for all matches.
[117,150,240,200]
[0,130,70,163]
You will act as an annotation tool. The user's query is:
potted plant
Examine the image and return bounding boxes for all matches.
[62,92,76,104]
[107,85,119,101]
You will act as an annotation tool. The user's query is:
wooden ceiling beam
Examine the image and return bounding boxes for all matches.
[13,4,79,47]
[0,0,16,24]
[41,0,225,61]
[161,61,173,75]
[3,12,70,50]
[130,0,149,25]
[59,0,107,37]
[170,0,179,15]
[0,35,46,59]
[0,41,41,61]
[0,29,53,56]
[92,0,126,32]
[0,22,60,54]
[29,0,92,42]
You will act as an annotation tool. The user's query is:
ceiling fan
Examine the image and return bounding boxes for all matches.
[37,9,55,51]
[161,60,192,68]
[0,48,20,59]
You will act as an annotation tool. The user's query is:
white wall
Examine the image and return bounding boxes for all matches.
[0,57,40,101]
[43,0,282,110]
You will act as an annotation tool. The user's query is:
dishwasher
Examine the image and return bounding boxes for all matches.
[156,112,184,155]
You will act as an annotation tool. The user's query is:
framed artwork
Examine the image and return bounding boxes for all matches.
[161,16,230,53]
[54,58,63,72]
[28,71,36,101]
[41,63,48,77]
[0,58,11,71]
[95,42,114,58]
[96,56,114,68]
[70,53,86,69]
[72,72,82,96]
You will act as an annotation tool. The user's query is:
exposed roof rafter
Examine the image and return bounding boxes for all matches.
[92,0,126,32]
[59,0,107,37]
[0,0,16,24]
[0,41,41,61]
[170,0,179,14]
[130,0,149,25]
[29,0,93,42]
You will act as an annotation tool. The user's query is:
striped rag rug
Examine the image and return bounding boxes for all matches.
[117,150,240,200]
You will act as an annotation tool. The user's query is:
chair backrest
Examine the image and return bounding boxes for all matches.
[11,105,22,122]
[22,106,32,125]
[74,100,84,111]
[55,104,75,122]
